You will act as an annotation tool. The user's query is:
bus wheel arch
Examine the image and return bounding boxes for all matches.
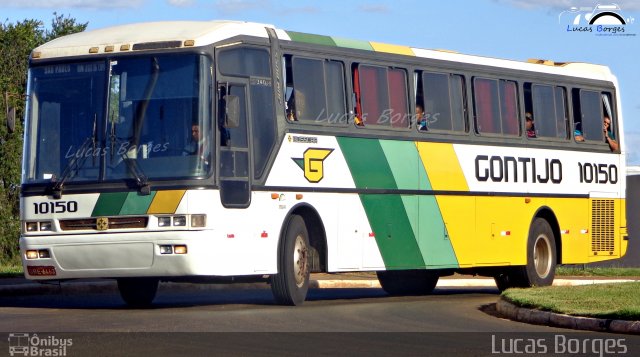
[533,207,562,265]
[494,207,560,291]
[270,204,327,305]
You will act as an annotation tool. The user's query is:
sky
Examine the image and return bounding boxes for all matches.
[2,0,639,164]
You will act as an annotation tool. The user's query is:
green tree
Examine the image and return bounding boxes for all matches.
[0,14,87,265]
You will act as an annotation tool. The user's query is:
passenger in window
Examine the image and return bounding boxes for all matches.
[525,112,536,138]
[574,122,585,142]
[603,116,618,151]
[416,104,428,131]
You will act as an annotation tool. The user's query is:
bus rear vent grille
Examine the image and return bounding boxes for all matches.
[60,217,148,231]
[591,199,615,254]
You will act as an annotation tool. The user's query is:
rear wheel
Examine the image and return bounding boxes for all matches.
[117,278,159,307]
[377,269,439,296]
[270,215,310,306]
[493,218,556,291]
[524,218,556,287]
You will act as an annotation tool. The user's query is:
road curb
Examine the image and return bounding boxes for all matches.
[496,298,640,335]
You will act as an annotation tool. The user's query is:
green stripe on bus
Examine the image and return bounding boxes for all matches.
[91,192,128,217]
[337,137,397,189]
[332,37,373,51]
[286,31,337,46]
[379,140,458,267]
[337,137,424,268]
[119,191,157,215]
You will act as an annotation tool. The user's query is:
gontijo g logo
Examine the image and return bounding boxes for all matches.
[292,148,334,183]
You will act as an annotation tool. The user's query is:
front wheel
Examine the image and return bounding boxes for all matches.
[270,215,310,306]
[117,278,159,307]
[377,270,439,296]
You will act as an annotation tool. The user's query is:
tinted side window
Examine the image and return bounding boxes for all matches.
[418,72,466,132]
[473,78,519,135]
[574,89,603,142]
[357,65,409,128]
[287,57,346,124]
[218,48,271,77]
[527,84,568,138]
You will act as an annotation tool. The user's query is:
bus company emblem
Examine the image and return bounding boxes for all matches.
[96,217,109,231]
[292,148,334,183]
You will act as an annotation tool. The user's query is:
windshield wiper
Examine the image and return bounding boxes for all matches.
[121,154,151,195]
[50,116,97,199]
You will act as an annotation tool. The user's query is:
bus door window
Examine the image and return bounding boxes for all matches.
[218,83,250,207]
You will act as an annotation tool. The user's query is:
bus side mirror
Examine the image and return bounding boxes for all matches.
[224,95,240,129]
[6,106,16,133]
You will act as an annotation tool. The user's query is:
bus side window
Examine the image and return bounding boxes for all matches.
[572,88,603,143]
[352,64,364,126]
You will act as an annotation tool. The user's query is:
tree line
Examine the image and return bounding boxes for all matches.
[0,14,87,265]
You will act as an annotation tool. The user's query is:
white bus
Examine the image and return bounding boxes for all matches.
[20,21,627,306]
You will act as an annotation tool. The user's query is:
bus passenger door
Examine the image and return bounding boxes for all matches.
[218,82,251,207]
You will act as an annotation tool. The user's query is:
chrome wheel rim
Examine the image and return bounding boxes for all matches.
[533,235,552,278]
[293,234,308,287]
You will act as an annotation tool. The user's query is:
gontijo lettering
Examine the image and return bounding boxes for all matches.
[475,155,562,184]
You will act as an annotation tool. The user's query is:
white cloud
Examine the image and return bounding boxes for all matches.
[0,0,144,9]
[496,0,640,12]
[167,0,195,7]
[358,4,391,14]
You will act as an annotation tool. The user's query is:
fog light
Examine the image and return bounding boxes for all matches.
[173,216,186,227]
[191,214,206,228]
[38,249,50,259]
[26,250,39,259]
[173,245,188,254]
[158,217,171,227]
[159,245,173,254]
[26,222,38,232]
[39,221,52,231]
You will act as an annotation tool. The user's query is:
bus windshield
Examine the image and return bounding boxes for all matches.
[23,54,212,186]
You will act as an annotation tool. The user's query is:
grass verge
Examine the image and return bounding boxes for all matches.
[557,266,640,277]
[0,262,23,278]
[502,282,640,320]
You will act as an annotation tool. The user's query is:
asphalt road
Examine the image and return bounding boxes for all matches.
[2,286,639,356]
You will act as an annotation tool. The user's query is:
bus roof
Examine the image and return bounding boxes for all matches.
[32,20,613,82]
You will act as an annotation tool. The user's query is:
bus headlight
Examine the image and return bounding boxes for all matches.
[39,221,53,232]
[26,222,39,232]
[191,214,206,228]
[173,216,187,227]
[158,217,171,227]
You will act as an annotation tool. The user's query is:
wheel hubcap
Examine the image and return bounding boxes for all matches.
[533,235,552,278]
[293,234,308,287]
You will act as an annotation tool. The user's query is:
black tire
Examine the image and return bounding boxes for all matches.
[493,269,527,292]
[117,278,159,307]
[494,218,557,290]
[523,218,557,287]
[376,269,439,296]
[270,215,310,306]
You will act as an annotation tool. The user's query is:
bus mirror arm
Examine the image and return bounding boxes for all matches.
[224,94,240,128]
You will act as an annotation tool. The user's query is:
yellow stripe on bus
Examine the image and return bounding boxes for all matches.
[147,190,187,214]
[416,142,469,191]
[370,42,415,56]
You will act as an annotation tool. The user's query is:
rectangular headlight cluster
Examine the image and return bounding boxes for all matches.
[159,244,188,255]
[156,214,206,228]
[25,249,51,260]
[23,221,54,233]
